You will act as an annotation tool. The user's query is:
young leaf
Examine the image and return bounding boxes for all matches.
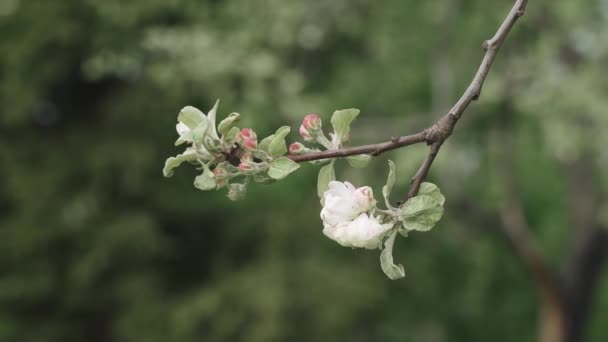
[258,134,275,153]
[418,182,445,205]
[382,160,396,208]
[218,112,240,136]
[317,160,335,198]
[163,148,198,177]
[268,157,300,180]
[330,108,360,143]
[193,166,216,191]
[400,194,444,232]
[346,154,371,168]
[269,126,291,157]
[380,230,405,280]
[178,106,206,130]
[206,100,220,140]
[223,126,241,143]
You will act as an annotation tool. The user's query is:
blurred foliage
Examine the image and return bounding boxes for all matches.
[1,0,607,341]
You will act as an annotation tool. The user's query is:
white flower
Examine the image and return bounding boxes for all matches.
[320,181,391,249]
[323,213,393,249]
[320,181,376,226]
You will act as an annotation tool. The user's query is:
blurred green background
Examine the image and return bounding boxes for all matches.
[1,0,608,341]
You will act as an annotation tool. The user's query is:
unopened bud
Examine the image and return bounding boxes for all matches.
[289,142,306,155]
[213,167,229,187]
[238,161,254,173]
[299,114,322,141]
[236,128,258,150]
[353,186,376,212]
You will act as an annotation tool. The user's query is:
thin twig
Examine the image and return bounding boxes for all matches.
[406,142,442,198]
[289,132,427,162]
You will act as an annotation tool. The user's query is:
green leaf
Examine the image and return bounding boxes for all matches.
[380,230,405,280]
[191,123,210,146]
[218,112,240,136]
[268,157,300,180]
[178,106,206,130]
[269,126,291,157]
[330,108,360,143]
[317,161,335,198]
[382,160,396,208]
[223,126,241,143]
[258,134,275,153]
[163,148,198,177]
[253,172,276,184]
[346,154,371,168]
[207,100,220,140]
[193,166,216,191]
[400,193,444,232]
[418,182,445,205]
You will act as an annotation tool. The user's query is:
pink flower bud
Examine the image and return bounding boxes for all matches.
[302,114,321,130]
[242,137,257,150]
[299,114,322,141]
[238,128,256,140]
[289,142,306,155]
[239,161,253,172]
[299,124,313,141]
[236,128,258,150]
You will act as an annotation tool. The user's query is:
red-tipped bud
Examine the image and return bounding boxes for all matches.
[236,128,258,150]
[239,161,253,172]
[302,114,321,130]
[289,142,306,155]
[299,124,313,141]
[299,114,322,141]
[242,137,257,150]
[238,128,256,140]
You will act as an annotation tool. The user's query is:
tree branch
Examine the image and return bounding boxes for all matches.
[289,132,427,163]
[289,0,529,200]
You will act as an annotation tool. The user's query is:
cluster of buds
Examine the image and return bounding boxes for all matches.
[235,128,258,150]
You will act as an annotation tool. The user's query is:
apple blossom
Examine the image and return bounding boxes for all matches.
[320,181,376,226]
[323,213,394,249]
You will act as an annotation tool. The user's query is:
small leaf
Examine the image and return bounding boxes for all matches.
[207,100,220,140]
[382,160,396,208]
[269,126,291,157]
[317,161,335,198]
[346,154,371,168]
[191,123,210,146]
[417,182,445,206]
[380,230,405,280]
[193,166,216,191]
[258,134,275,153]
[253,172,276,184]
[268,157,300,180]
[178,106,206,130]
[163,148,198,177]
[218,112,240,136]
[330,108,360,143]
[223,126,241,143]
[400,194,444,232]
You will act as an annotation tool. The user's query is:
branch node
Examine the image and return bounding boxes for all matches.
[482,40,490,51]
[390,136,399,143]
